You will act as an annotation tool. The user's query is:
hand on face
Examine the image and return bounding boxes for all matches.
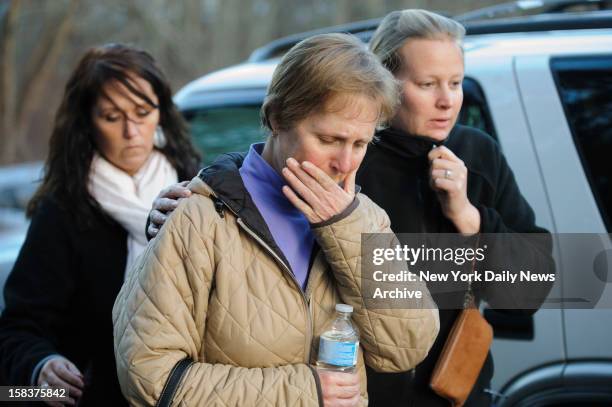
[282,157,356,224]
[428,145,480,234]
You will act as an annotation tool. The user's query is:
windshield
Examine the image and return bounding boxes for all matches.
[184,106,267,165]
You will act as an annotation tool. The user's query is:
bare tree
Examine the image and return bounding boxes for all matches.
[0,0,20,164]
[0,0,509,166]
[1,0,78,165]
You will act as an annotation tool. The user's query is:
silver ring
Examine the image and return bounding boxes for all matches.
[444,169,452,179]
[41,381,49,388]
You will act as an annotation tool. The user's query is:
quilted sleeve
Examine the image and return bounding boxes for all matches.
[112,198,322,407]
[311,194,440,373]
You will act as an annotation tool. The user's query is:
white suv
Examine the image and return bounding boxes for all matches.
[173,5,612,406]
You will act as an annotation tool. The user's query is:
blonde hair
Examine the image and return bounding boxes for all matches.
[369,9,465,74]
[261,33,398,132]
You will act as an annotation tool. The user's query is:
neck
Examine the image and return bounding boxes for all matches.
[261,137,284,176]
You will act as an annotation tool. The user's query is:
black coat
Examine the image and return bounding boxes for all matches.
[0,197,129,406]
[358,125,553,407]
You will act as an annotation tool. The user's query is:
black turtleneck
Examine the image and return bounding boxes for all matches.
[356,124,552,407]
[358,126,455,235]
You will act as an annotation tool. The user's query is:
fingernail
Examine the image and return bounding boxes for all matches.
[287,157,297,165]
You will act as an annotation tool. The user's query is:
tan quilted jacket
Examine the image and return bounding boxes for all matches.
[113,155,439,407]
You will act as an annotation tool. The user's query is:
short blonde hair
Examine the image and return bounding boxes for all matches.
[261,33,398,132]
[369,9,465,74]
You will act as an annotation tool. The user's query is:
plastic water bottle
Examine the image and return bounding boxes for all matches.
[316,304,360,372]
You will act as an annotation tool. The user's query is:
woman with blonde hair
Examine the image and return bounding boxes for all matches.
[362,9,552,406]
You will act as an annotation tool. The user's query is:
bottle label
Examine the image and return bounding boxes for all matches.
[318,337,359,367]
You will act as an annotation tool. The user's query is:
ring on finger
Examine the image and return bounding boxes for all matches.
[444,169,452,179]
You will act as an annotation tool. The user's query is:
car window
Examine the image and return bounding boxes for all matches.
[183,106,266,165]
[551,55,612,232]
[459,77,497,140]
[183,78,497,166]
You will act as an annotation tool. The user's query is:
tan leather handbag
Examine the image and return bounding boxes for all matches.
[430,241,493,407]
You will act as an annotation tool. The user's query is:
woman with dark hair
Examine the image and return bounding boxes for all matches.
[0,43,201,406]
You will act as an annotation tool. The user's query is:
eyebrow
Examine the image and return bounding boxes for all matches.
[315,132,373,143]
[412,68,464,76]
[96,101,151,113]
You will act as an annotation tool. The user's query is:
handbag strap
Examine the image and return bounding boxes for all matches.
[156,357,193,407]
[463,234,481,310]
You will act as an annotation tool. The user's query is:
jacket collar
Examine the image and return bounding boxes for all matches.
[197,152,251,216]
[374,126,452,159]
[192,152,292,272]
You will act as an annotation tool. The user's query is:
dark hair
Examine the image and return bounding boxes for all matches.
[27,43,201,226]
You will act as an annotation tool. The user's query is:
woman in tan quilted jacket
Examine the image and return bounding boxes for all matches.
[113,33,439,407]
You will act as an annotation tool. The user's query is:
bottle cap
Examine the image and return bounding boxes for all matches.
[336,304,353,313]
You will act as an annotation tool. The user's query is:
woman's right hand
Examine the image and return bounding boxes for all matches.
[38,356,84,406]
[148,181,191,238]
[317,370,361,407]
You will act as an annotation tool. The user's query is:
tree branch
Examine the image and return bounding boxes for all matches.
[0,0,21,164]
[15,0,79,160]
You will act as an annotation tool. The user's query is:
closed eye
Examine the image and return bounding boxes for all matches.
[318,136,337,144]
[136,107,151,117]
[104,114,121,122]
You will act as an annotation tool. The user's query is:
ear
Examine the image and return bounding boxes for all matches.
[269,116,280,135]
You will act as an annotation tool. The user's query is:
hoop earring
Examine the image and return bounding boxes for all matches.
[153,126,167,148]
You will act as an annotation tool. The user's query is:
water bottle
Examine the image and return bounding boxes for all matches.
[316,303,360,372]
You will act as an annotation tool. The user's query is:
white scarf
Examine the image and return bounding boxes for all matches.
[88,150,178,277]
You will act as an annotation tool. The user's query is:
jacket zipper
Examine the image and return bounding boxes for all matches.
[236,218,314,363]
[213,197,314,364]
[303,256,319,363]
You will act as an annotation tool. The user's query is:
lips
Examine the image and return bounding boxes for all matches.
[428,118,449,128]
[122,146,145,156]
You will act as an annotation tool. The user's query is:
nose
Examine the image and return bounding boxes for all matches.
[123,117,141,139]
[331,146,353,175]
[435,86,453,110]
